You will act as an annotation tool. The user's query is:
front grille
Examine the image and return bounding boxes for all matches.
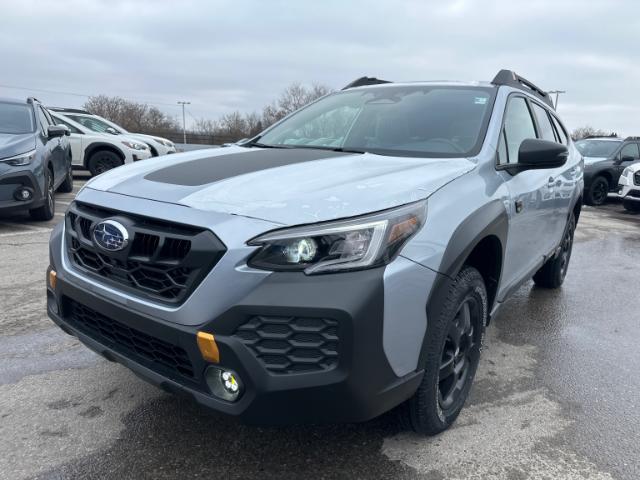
[64,298,194,379]
[65,202,226,304]
[234,315,340,374]
[629,190,640,199]
[634,171,640,186]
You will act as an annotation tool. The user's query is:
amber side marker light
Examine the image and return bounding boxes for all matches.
[197,331,220,363]
[48,270,57,289]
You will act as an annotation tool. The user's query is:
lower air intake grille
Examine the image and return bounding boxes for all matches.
[64,298,194,379]
[233,315,340,374]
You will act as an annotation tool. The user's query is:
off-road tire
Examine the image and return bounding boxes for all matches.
[399,266,487,435]
[533,213,576,288]
[585,176,609,206]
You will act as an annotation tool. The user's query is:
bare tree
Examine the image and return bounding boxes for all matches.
[83,95,179,134]
[571,126,618,141]
[262,83,332,128]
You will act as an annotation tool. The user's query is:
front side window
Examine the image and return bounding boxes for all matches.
[54,117,82,134]
[502,97,536,164]
[619,143,640,160]
[0,102,36,134]
[36,106,50,132]
[255,86,496,158]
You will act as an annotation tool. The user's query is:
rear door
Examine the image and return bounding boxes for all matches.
[497,95,557,295]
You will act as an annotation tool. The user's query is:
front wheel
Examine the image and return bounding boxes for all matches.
[400,266,487,435]
[29,167,55,221]
[622,199,640,213]
[585,176,609,206]
[533,213,576,289]
[88,150,123,176]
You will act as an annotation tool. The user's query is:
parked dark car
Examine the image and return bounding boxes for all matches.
[575,136,640,205]
[0,97,73,220]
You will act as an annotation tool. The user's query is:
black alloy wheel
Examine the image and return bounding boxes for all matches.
[438,296,482,412]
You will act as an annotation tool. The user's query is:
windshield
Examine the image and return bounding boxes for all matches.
[255,86,496,158]
[575,139,622,157]
[67,114,123,134]
[0,102,36,134]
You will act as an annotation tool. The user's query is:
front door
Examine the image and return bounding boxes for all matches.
[497,96,557,297]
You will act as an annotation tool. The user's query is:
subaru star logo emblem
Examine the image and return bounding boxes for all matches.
[93,220,129,252]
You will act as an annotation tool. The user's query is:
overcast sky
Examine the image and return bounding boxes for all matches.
[1,0,639,134]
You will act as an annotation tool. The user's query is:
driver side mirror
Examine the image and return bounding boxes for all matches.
[620,155,636,163]
[105,127,119,135]
[504,139,568,174]
[48,125,69,138]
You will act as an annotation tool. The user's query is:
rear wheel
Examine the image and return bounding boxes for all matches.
[29,167,55,221]
[400,266,487,435]
[533,213,575,288]
[622,199,640,213]
[585,176,609,206]
[88,150,123,176]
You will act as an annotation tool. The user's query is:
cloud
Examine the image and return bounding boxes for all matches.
[1,0,639,134]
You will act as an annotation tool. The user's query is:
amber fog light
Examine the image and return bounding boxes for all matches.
[205,367,243,402]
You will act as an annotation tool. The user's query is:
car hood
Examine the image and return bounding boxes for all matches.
[127,133,172,146]
[0,133,36,160]
[84,146,475,225]
[583,156,608,166]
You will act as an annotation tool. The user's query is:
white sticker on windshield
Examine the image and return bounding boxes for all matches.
[474,97,488,105]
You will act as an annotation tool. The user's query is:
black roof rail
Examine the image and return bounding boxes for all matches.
[624,136,640,141]
[491,70,554,109]
[342,76,392,90]
[48,107,91,114]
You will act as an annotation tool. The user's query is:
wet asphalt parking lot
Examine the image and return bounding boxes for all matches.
[1,177,639,480]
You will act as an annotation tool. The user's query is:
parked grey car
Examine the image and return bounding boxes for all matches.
[47,70,583,435]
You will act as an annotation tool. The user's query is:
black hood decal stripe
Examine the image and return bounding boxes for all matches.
[144,148,350,186]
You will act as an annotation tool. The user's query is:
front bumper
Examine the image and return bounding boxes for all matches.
[47,223,424,424]
[618,175,640,201]
[0,169,45,213]
[132,149,153,162]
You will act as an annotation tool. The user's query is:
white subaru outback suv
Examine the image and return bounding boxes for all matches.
[618,162,640,212]
[50,108,177,157]
[50,111,152,176]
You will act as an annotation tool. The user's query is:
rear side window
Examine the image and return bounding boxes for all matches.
[531,103,556,142]
[502,97,536,164]
[550,115,568,145]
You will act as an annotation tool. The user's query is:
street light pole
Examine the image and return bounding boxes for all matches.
[548,90,566,109]
[177,101,190,144]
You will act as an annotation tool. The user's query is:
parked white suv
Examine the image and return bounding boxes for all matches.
[618,163,640,212]
[50,111,152,176]
[50,108,176,156]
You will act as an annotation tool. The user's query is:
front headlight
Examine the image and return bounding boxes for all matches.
[121,141,147,151]
[622,167,632,178]
[154,137,174,148]
[0,149,36,166]
[247,200,427,274]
